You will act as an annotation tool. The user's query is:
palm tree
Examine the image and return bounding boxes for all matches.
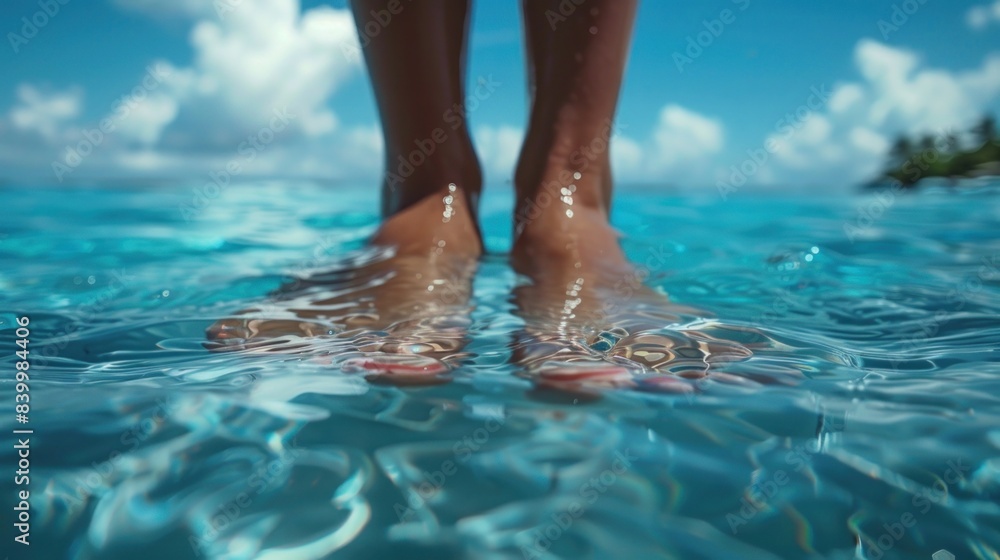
[918,134,937,154]
[888,136,913,166]
[942,132,959,154]
[972,115,996,147]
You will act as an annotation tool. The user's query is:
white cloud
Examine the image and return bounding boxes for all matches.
[763,40,1000,186]
[849,127,889,154]
[147,0,360,150]
[9,84,82,141]
[0,0,373,182]
[611,135,643,178]
[856,40,1000,132]
[114,93,179,146]
[829,83,864,114]
[967,0,1000,29]
[652,104,723,171]
[796,114,832,146]
[474,125,523,182]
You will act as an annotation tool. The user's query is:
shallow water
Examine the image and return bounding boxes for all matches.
[2,181,999,560]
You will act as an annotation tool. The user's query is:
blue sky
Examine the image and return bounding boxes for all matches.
[2,0,999,190]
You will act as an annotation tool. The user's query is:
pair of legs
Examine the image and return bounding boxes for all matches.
[360,0,633,269]
[208,0,740,391]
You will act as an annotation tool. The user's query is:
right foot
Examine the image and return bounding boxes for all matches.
[206,184,482,386]
[510,162,753,397]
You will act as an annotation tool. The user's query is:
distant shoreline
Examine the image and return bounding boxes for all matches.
[870,117,999,189]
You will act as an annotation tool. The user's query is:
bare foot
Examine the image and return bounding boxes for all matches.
[207,184,481,385]
[511,172,752,396]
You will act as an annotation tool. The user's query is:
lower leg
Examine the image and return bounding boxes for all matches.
[510,1,729,390]
[514,0,638,250]
[205,2,485,384]
[351,0,482,236]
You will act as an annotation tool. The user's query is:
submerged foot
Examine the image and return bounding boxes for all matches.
[511,173,752,396]
[207,184,481,385]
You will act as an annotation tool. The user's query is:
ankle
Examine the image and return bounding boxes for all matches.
[513,159,610,238]
[514,127,613,218]
[375,184,483,257]
[382,142,482,217]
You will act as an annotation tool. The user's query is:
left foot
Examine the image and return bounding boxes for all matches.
[511,172,751,395]
[206,185,481,386]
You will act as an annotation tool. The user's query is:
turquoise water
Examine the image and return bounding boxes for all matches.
[2,181,999,559]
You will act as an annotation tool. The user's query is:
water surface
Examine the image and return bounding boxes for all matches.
[2,181,999,559]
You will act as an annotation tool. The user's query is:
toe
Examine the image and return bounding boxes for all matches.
[341,354,451,386]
